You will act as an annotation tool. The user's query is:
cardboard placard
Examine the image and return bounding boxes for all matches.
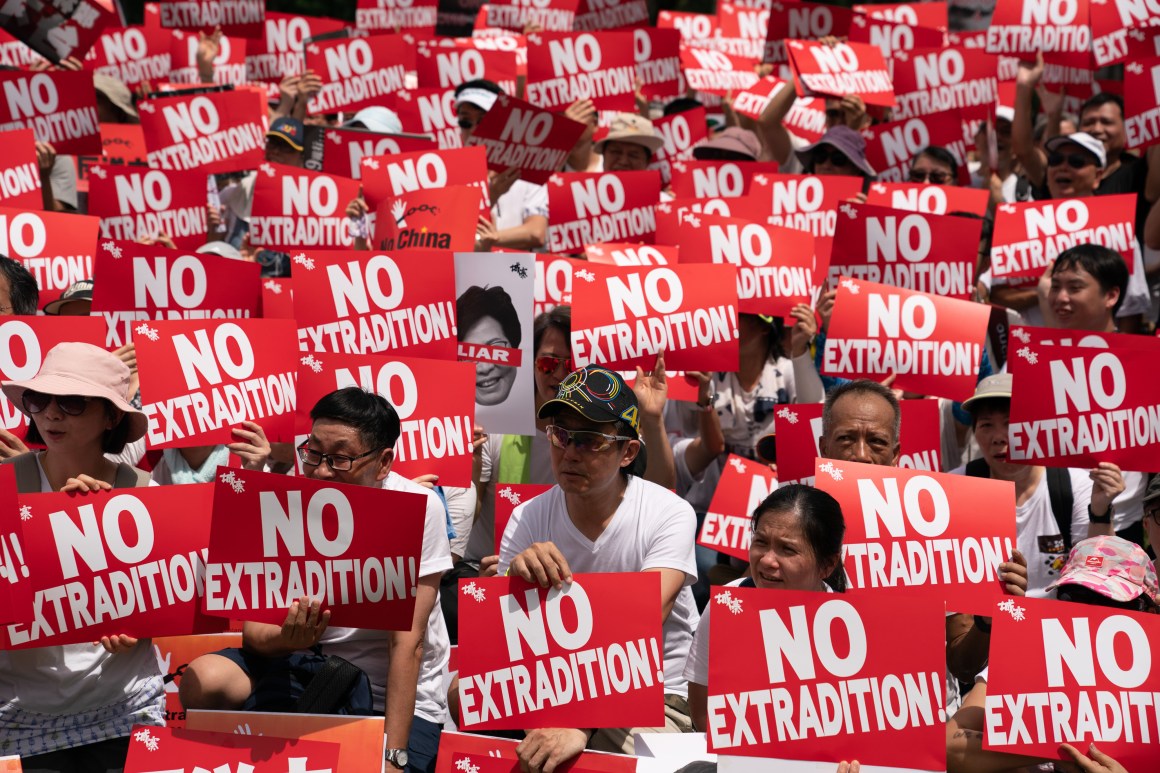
[750,172,865,279]
[648,108,709,185]
[731,76,791,122]
[360,145,490,214]
[305,33,414,115]
[547,171,661,253]
[0,129,43,210]
[467,93,586,185]
[249,162,360,251]
[764,1,856,63]
[357,0,440,31]
[1123,58,1160,150]
[786,39,895,107]
[157,0,266,38]
[0,0,114,64]
[1091,3,1160,67]
[303,125,438,180]
[123,725,340,772]
[525,31,637,111]
[0,205,98,309]
[0,69,100,156]
[854,2,948,29]
[985,0,1092,68]
[534,254,587,318]
[139,89,268,174]
[204,467,427,628]
[168,29,248,86]
[670,161,781,199]
[633,28,682,99]
[416,40,518,94]
[435,730,637,773]
[698,455,777,562]
[890,47,999,122]
[860,112,970,186]
[187,710,386,772]
[457,573,665,730]
[576,0,651,31]
[86,24,173,90]
[0,466,31,625]
[373,185,481,252]
[492,483,553,555]
[679,47,761,97]
[245,12,346,88]
[584,242,679,266]
[864,181,990,217]
[481,0,581,32]
[152,632,243,728]
[848,15,945,59]
[393,86,464,149]
[87,164,208,251]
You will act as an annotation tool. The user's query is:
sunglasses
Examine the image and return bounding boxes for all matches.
[22,390,92,416]
[824,108,843,123]
[545,425,632,454]
[908,170,951,184]
[1047,151,1096,169]
[812,147,852,167]
[535,355,573,375]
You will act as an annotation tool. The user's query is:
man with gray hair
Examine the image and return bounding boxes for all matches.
[818,379,901,467]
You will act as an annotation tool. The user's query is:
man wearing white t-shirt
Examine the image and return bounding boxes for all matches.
[498,366,698,767]
[179,388,452,773]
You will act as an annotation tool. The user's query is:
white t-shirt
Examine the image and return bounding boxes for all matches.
[950,464,1091,598]
[492,180,549,236]
[319,471,454,722]
[464,431,555,564]
[497,477,700,697]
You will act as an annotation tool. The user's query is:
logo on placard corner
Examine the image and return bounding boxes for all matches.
[870,183,886,194]
[839,203,857,220]
[714,590,743,614]
[103,241,123,258]
[996,599,1026,621]
[219,470,246,493]
[840,278,860,294]
[90,165,107,179]
[1010,327,1031,344]
[292,253,316,270]
[139,101,155,114]
[818,461,844,480]
[264,279,283,294]
[1015,346,1038,365]
[1126,62,1143,74]
[462,581,487,602]
[19,504,31,521]
[776,406,798,424]
[729,456,747,473]
[301,354,324,373]
[455,759,481,773]
[998,204,1016,214]
[132,728,161,752]
[574,269,596,282]
[498,486,521,505]
[682,212,700,227]
[135,323,159,342]
[510,263,528,278]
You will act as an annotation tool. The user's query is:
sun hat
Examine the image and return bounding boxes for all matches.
[94,73,138,120]
[960,373,1013,414]
[594,113,664,154]
[692,127,761,161]
[1045,535,1158,605]
[1044,131,1106,169]
[1,342,148,443]
[795,125,876,177]
[537,366,648,476]
[42,279,93,315]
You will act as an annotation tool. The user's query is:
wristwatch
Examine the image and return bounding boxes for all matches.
[1088,503,1113,524]
[386,748,409,770]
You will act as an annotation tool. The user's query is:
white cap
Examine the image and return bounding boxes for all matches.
[346,106,403,135]
[1045,131,1107,169]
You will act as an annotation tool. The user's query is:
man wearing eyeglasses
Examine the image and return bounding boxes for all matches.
[180,388,453,773]
[497,366,698,769]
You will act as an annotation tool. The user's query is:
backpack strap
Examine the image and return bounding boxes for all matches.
[113,462,152,489]
[964,458,990,479]
[296,654,367,714]
[4,453,42,494]
[1044,467,1075,553]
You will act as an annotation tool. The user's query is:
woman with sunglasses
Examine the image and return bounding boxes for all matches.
[908,146,961,187]
[794,125,877,181]
[0,342,163,771]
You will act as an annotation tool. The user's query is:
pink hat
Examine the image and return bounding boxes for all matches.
[1046,536,1158,604]
[1,342,148,443]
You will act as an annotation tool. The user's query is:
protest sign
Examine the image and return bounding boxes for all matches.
[135,319,298,448]
[525,31,636,111]
[706,587,945,770]
[854,1,948,28]
[294,249,458,360]
[985,0,1092,67]
[634,28,681,99]
[0,466,31,625]
[249,162,360,251]
[203,467,427,628]
[848,14,944,59]
[94,123,149,168]
[547,171,660,253]
[0,0,113,64]
[0,129,42,210]
[1092,4,1160,67]
[435,731,637,773]
[296,352,476,487]
[246,12,346,90]
[393,86,463,149]
[730,76,793,123]
[989,196,1138,283]
[861,112,970,185]
[456,252,536,436]
[890,47,999,122]
[983,596,1160,772]
[786,39,894,107]
[158,1,265,37]
[1124,58,1160,150]
[670,161,781,199]
[416,40,518,94]
[783,96,828,144]
[0,317,107,436]
[139,89,268,174]
[679,47,761,97]
[374,185,481,252]
[764,1,856,63]
[303,125,438,180]
[2,484,226,648]
[822,278,989,401]
[260,276,294,319]
[648,108,709,185]
[828,202,981,301]
[698,455,777,562]
[305,33,414,115]
[123,725,340,773]
[715,3,770,61]
[1007,337,1160,471]
[467,93,586,185]
[575,0,650,30]
[656,10,718,43]
[0,69,100,156]
[0,29,45,69]
[815,459,1017,614]
[677,212,815,316]
[358,0,439,31]
[457,572,664,730]
[168,29,247,86]
[361,146,490,215]
[585,242,679,266]
[493,483,553,555]
[865,180,989,217]
[187,711,386,771]
[87,164,208,250]
[86,24,173,90]
[481,0,580,32]
[750,172,864,277]
[534,254,586,317]
[570,262,740,371]
[0,205,98,309]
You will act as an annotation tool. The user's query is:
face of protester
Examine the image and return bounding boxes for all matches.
[265,137,304,168]
[947,0,996,31]
[749,507,836,592]
[1080,103,1125,158]
[819,392,900,467]
[55,300,92,316]
[909,154,956,186]
[457,103,486,144]
[602,140,652,172]
[1047,142,1101,198]
[547,409,639,498]
[972,405,1022,478]
[463,316,518,407]
[32,395,118,453]
[301,418,391,488]
[0,274,12,316]
[534,326,571,406]
[811,143,859,177]
[1048,263,1118,331]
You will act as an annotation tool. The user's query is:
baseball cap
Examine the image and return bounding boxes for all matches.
[197,241,245,260]
[1045,536,1158,605]
[346,106,403,135]
[1045,132,1106,169]
[42,279,93,315]
[267,116,305,152]
[537,366,648,476]
[960,373,1013,414]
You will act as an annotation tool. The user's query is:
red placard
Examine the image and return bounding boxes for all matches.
[848,14,945,59]
[204,467,427,628]
[87,164,208,251]
[295,352,476,487]
[249,162,360,251]
[246,12,346,88]
[357,0,440,32]
[373,185,481,252]
[305,34,414,115]
[855,1,948,29]
[135,319,299,448]
[0,70,100,156]
[157,0,265,38]
[715,3,771,62]
[787,39,894,107]
[985,0,1092,67]
[0,466,31,625]
[481,0,580,32]
[392,86,462,149]
[751,172,864,278]
[457,573,664,730]
[0,205,98,309]
[416,41,518,94]
[575,0,650,30]
[168,29,247,86]
[293,249,459,361]
[783,95,828,143]
[1092,4,1160,67]
[815,458,1017,614]
[890,47,999,122]
[1007,337,1160,471]
[547,171,660,253]
[2,485,226,648]
[96,123,150,168]
[679,47,761,97]
[648,108,709,185]
[139,89,268,174]
[677,212,816,316]
[698,455,776,561]
[0,129,43,210]
[306,126,438,180]
[989,196,1138,283]
[670,161,780,199]
[85,24,173,90]
[822,278,989,401]
[634,28,681,99]
[983,597,1160,772]
[360,146,490,213]
[436,731,637,773]
[585,242,679,266]
[525,31,636,111]
[864,181,989,217]
[1124,58,1160,150]
[731,76,791,122]
[0,0,114,64]
[468,93,586,185]
[260,276,294,319]
[657,10,719,44]
[492,483,552,555]
[774,399,944,485]
[764,1,856,63]
[124,725,341,772]
[570,262,740,371]
[706,587,946,769]
[534,254,585,318]
[828,202,981,301]
[0,30,46,69]
[861,112,970,186]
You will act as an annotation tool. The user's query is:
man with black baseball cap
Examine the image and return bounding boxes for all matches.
[497,366,698,765]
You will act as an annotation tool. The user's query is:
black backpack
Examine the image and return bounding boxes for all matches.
[246,647,375,716]
[964,458,1075,552]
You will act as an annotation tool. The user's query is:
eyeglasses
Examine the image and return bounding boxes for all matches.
[22,390,92,416]
[545,425,632,453]
[1048,152,1096,169]
[812,147,851,167]
[1144,505,1160,525]
[296,442,384,471]
[909,170,951,184]
[535,355,573,375]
